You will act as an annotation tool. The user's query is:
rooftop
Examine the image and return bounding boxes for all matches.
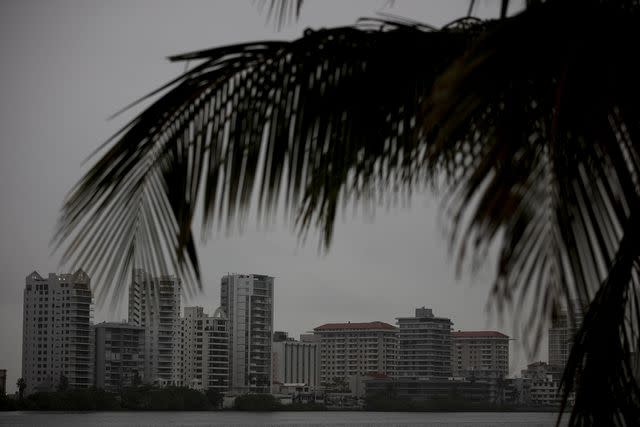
[314,321,397,331]
[452,331,508,338]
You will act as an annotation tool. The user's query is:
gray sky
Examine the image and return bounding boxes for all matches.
[0,0,539,393]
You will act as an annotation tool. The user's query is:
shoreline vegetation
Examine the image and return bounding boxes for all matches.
[1,389,560,412]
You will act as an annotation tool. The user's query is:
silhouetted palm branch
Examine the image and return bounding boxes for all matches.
[54,18,479,304]
[424,1,640,423]
[54,0,640,423]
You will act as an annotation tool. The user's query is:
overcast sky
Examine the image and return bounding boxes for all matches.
[0,0,538,393]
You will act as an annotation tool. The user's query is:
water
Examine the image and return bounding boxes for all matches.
[0,411,565,426]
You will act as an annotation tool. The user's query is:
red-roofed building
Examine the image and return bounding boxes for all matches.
[452,330,510,380]
[312,321,398,384]
[314,321,396,331]
[452,331,509,339]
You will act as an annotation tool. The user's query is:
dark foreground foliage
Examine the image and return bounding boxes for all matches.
[364,393,520,412]
[233,393,282,411]
[0,387,216,411]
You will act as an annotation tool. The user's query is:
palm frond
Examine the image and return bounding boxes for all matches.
[423,0,640,423]
[54,19,482,305]
[254,0,304,30]
[55,0,640,422]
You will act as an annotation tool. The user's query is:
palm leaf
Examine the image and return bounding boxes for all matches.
[423,0,640,423]
[53,19,481,306]
[55,0,640,423]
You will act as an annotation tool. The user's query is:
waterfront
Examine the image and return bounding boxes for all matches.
[0,411,566,426]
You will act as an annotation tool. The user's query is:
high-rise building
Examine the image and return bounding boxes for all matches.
[221,274,274,393]
[94,322,144,391]
[176,306,229,392]
[549,302,584,372]
[272,331,320,391]
[451,331,509,380]
[22,270,94,395]
[396,307,452,379]
[128,269,181,385]
[313,321,398,384]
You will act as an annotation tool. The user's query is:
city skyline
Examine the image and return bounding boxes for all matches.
[0,1,541,394]
[15,267,581,409]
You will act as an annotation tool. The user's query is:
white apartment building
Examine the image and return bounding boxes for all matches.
[272,332,320,391]
[128,269,181,385]
[313,321,398,384]
[452,330,510,380]
[94,322,144,391]
[22,270,94,395]
[221,274,274,393]
[176,306,229,392]
[396,307,452,379]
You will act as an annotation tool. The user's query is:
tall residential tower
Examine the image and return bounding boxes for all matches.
[176,306,230,392]
[221,274,274,393]
[128,269,181,385]
[22,270,94,395]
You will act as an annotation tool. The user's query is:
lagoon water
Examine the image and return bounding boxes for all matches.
[0,411,565,426]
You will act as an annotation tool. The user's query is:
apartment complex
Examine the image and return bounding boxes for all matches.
[176,306,229,391]
[128,269,181,385]
[221,274,274,393]
[452,331,509,380]
[396,307,452,379]
[549,302,584,371]
[22,270,94,395]
[272,332,320,391]
[94,322,144,391]
[313,321,398,384]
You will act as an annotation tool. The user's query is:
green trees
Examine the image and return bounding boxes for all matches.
[54,0,640,424]
[205,389,224,409]
[57,374,69,392]
[233,394,282,411]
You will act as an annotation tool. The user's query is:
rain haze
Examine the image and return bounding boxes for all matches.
[0,0,540,393]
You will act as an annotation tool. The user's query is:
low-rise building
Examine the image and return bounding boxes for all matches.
[452,330,509,381]
[313,321,398,384]
[365,377,495,403]
[272,332,320,392]
[519,361,571,406]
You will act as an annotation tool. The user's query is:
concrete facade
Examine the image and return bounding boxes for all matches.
[396,307,452,379]
[94,322,144,391]
[313,321,398,384]
[22,270,94,395]
[176,306,229,391]
[128,269,181,385]
[272,332,320,391]
[452,331,509,380]
[221,274,274,393]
